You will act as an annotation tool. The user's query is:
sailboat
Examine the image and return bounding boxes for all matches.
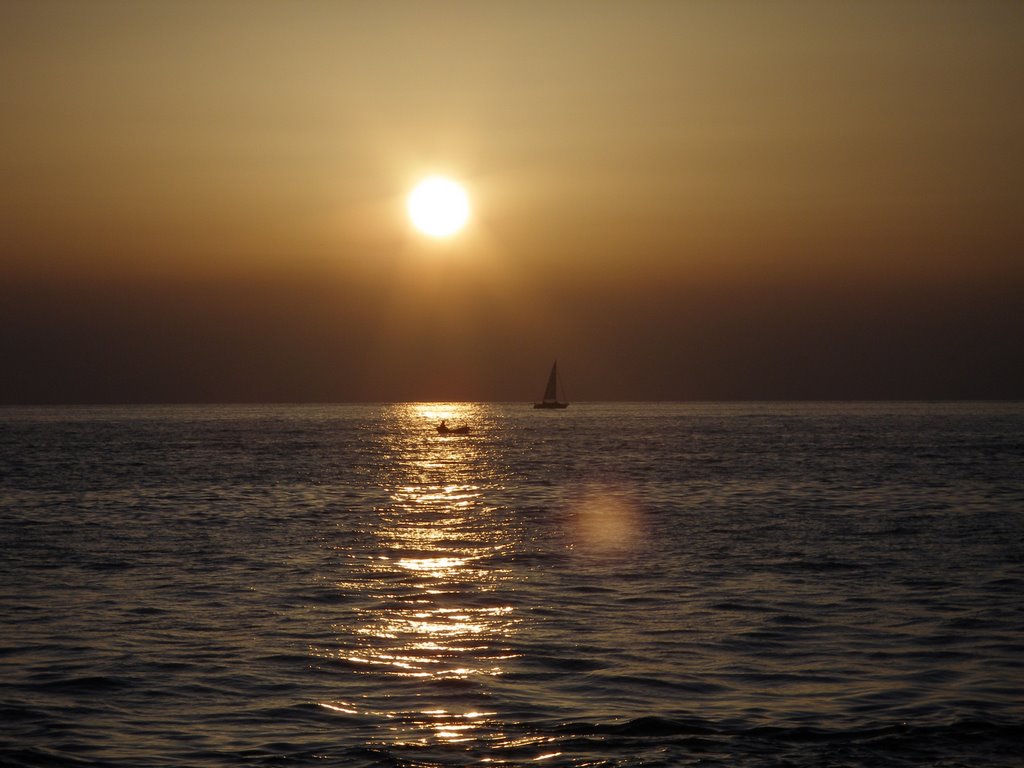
[533,361,569,409]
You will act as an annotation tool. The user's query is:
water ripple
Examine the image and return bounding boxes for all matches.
[1,403,1022,766]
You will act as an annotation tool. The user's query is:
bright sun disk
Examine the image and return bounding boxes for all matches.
[408,176,470,237]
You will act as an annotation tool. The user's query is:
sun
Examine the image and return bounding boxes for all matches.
[407,176,470,237]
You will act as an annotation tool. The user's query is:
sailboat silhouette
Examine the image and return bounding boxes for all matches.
[533,361,569,409]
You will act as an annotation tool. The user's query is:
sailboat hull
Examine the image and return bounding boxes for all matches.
[533,402,569,409]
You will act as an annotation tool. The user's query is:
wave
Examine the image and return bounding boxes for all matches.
[5,712,1019,767]
[542,716,1024,767]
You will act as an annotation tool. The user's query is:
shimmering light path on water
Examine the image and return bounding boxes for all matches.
[1,403,1022,767]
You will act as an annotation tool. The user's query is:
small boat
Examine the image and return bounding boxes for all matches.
[437,421,470,435]
[534,361,569,409]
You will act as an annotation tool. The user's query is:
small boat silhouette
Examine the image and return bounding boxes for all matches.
[534,361,569,409]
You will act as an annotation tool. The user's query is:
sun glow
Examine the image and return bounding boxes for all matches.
[407,176,470,237]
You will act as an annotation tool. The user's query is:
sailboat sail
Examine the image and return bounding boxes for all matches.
[534,361,569,409]
[542,362,559,403]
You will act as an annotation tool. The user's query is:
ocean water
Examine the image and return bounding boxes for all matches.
[1,402,1022,767]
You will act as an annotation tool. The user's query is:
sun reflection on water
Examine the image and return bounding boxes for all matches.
[316,403,521,756]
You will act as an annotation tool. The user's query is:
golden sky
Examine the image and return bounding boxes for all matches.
[2,1,1022,401]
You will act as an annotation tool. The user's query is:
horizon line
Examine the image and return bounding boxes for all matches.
[2,398,1021,408]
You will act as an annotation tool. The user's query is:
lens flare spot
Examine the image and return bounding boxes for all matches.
[570,484,644,553]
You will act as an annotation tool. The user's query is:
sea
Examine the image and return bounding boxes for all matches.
[1,402,1022,767]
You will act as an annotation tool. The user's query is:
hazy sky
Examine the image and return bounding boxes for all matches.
[2,0,1022,402]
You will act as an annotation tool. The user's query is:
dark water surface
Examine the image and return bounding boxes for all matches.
[1,403,1022,767]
